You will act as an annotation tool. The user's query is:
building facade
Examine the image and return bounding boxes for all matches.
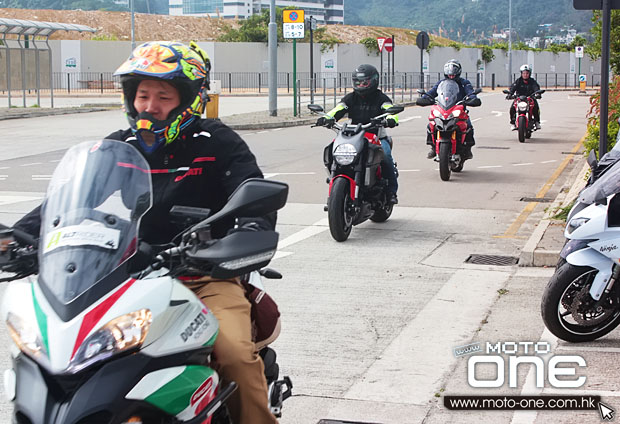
[169,0,344,24]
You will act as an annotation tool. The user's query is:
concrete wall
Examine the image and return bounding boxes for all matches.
[22,40,603,88]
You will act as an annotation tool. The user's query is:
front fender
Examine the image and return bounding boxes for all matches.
[566,247,614,300]
[329,175,356,200]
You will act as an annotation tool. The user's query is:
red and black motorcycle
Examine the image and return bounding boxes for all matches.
[417,80,481,181]
[308,103,404,242]
[503,89,545,143]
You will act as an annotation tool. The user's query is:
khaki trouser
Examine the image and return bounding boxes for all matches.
[190,279,278,424]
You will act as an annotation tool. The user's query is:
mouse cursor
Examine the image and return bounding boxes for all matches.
[599,402,615,421]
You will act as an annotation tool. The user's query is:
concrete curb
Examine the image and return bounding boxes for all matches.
[0,107,111,121]
[519,158,589,267]
[224,118,317,131]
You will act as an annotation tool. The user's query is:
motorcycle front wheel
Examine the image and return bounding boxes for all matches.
[328,178,353,241]
[439,142,452,181]
[541,263,620,342]
[518,116,527,143]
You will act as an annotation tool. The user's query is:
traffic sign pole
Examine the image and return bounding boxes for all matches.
[293,39,297,116]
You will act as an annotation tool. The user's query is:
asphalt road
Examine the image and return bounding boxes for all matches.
[0,91,598,423]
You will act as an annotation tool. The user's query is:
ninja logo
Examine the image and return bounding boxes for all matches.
[180,312,207,342]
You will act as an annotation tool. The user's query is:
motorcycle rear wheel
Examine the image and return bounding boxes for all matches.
[370,202,393,222]
[541,263,620,342]
[439,142,451,181]
[518,116,526,143]
[328,178,353,242]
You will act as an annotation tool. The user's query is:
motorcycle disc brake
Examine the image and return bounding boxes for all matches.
[570,287,608,326]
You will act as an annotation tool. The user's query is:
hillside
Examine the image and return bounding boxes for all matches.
[346,0,594,43]
[0,7,453,46]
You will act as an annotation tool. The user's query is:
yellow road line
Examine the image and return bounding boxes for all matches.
[500,134,585,238]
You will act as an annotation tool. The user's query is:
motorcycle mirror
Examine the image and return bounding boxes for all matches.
[538,90,546,95]
[587,150,599,170]
[417,89,426,95]
[307,104,324,113]
[502,89,510,94]
[416,97,434,106]
[385,105,404,115]
[473,88,482,95]
[190,179,288,233]
[186,230,279,279]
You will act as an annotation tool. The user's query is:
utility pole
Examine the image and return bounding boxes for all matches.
[600,0,611,154]
[131,0,135,50]
[268,0,277,116]
[309,16,315,105]
[508,0,512,86]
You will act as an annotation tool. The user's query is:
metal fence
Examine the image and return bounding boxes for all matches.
[1,71,603,95]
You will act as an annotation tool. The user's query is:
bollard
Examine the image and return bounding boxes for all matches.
[492,73,496,90]
[287,73,290,94]
[100,73,104,93]
[67,73,71,94]
[228,73,232,93]
[333,78,337,107]
[258,73,261,93]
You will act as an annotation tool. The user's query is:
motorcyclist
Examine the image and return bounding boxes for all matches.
[13,41,278,424]
[507,64,542,131]
[316,64,400,204]
[423,59,480,160]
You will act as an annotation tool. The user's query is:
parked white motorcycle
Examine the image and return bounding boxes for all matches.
[541,156,620,342]
[0,140,292,423]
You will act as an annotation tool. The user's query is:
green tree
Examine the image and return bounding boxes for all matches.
[588,10,620,75]
[217,8,285,42]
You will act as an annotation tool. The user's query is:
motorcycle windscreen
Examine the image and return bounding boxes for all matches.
[580,159,620,204]
[38,140,152,306]
[436,79,460,111]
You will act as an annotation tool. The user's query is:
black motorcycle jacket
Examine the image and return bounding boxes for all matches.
[325,89,396,135]
[509,77,541,97]
[14,119,276,245]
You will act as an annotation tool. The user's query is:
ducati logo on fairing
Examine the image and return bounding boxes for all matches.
[190,377,214,407]
[180,311,207,342]
[600,244,618,253]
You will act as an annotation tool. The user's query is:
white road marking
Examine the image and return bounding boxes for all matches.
[0,166,9,170]
[264,172,316,179]
[556,345,620,354]
[540,160,557,164]
[510,327,558,424]
[492,111,504,117]
[272,128,284,131]
[256,131,269,134]
[276,218,329,253]
[32,175,52,181]
[399,116,421,122]
[541,120,547,123]
[477,165,503,169]
[49,159,61,163]
[513,162,534,167]
[0,175,7,180]
[344,269,510,404]
[398,169,421,172]
[472,118,482,122]
[0,194,44,205]
[20,162,42,167]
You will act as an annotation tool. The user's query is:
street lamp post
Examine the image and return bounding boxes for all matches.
[268,0,277,116]
[130,0,135,50]
[508,0,512,86]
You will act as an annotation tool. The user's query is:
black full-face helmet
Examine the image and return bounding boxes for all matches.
[443,59,462,79]
[352,64,379,95]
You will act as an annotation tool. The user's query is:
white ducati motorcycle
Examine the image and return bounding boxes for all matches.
[541,153,620,342]
[0,140,292,423]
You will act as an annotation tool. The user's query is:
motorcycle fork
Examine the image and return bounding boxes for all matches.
[592,264,620,309]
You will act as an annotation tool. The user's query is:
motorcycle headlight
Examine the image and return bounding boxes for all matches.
[433,109,442,118]
[567,217,590,234]
[333,143,357,166]
[518,101,528,111]
[67,309,152,374]
[6,312,48,362]
[451,109,462,118]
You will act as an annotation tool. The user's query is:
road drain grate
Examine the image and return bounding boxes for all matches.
[465,254,519,266]
[520,197,554,203]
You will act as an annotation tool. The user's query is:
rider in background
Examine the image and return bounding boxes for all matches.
[507,64,542,131]
[317,64,400,204]
[423,59,480,160]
